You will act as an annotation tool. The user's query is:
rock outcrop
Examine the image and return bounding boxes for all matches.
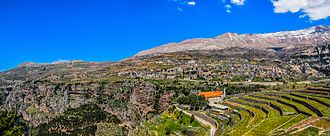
[288,43,330,76]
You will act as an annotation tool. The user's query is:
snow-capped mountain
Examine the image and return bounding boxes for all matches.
[135,26,330,56]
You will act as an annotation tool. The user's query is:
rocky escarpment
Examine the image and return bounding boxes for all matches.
[31,104,128,136]
[0,79,167,128]
[288,43,330,76]
[0,61,175,131]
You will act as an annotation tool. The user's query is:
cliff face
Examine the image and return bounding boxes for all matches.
[0,62,168,129]
[289,43,330,76]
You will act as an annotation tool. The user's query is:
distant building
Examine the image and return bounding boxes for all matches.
[198,90,226,105]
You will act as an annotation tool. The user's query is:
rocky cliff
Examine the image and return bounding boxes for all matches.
[0,61,171,132]
[288,43,330,76]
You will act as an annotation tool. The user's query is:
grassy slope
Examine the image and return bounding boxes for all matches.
[135,108,209,136]
[247,95,296,113]
[262,95,316,116]
[239,97,280,117]
[274,114,307,131]
[281,94,330,117]
[291,92,330,105]
[224,102,253,136]
[223,90,329,136]
[225,101,266,136]
[235,98,296,136]
[228,109,253,136]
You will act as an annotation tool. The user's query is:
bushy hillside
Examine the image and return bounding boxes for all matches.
[30,104,127,136]
[0,111,25,136]
[133,106,209,136]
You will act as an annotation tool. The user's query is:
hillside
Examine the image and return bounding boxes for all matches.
[0,26,330,135]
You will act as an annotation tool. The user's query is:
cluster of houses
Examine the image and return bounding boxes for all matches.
[118,59,288,82]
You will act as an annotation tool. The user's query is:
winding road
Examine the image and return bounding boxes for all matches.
[176,106,218,136]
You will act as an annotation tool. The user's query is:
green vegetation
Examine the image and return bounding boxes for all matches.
[222,88,330,136]
[133,106,209,136]
[227,107,253,136]
[0,111,25,136]
[213,113,241,136]
[238,98,280,117]
[238,93,318,135]
[2,38,330,136]
[25,105,56,120]
[228,99,297,136]
[281,94,330,117]
[31,104,127,136]
[176,95,208,110]
[292,92,330,105]
[252,77,268,82]
[262,95,317,116]
[274,114,307,133]
[223,84,267,95]
[290,126,321,136]
[246,95,296,113]
[97,95,129,108]
[225,101,267,136]
[95,122,127,136]
[231,75,248,82]
[250,115,293,136]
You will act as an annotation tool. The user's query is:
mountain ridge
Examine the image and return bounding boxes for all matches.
[135,25,330,56]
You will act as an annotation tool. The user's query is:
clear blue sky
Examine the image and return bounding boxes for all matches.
[1,0,330,71]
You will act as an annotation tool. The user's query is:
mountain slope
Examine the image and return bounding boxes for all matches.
[0,26,330,135]
[135,26,330,56]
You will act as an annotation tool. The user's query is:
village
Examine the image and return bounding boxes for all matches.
[116,57,294,83]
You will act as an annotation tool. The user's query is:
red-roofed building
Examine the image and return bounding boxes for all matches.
[198,90,226,105]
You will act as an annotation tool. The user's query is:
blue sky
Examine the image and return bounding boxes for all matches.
[1,0,330,71]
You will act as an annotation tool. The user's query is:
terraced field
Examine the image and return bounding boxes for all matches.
[248,95,296,114]
[281,94,329,117]
[261,94,316,116]
[289,92,330,108]
[224,101,267,136]
[218,88,330,136]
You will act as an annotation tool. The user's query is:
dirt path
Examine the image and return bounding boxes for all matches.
[269,114,301,134]
[174,131,184,136]
[176,106,217,136]
[288,116,319,131]
[242,119,265,136]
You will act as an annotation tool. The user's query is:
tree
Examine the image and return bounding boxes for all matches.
[190,115,195,124]
[0,111,25,136]
[177,95,208,110]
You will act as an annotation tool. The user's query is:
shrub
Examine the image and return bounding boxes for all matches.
[0,111,25,136]
[177,95,208,110]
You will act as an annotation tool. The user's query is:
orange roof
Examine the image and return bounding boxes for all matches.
[198,91,223,98]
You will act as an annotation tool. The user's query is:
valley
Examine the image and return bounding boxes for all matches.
[0,26,330,136]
